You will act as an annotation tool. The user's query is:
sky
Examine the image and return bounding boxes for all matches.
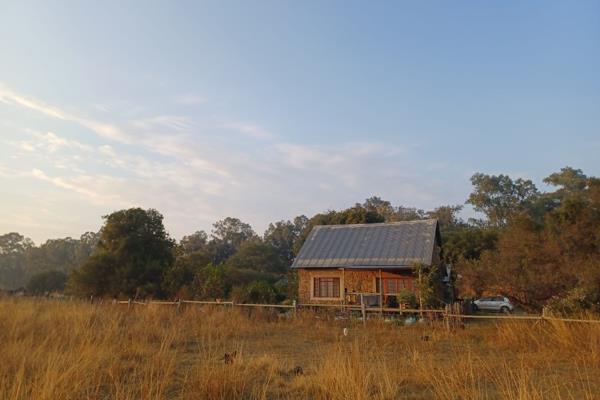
[1,1,599,244]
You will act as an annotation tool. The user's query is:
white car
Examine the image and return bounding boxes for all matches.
[474,296,514,313]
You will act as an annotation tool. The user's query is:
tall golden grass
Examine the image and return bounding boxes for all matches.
[1,298,599,399]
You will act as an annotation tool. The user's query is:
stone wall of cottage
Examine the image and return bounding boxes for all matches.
[297,268,414,304]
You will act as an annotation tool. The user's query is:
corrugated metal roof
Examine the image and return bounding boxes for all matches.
[291,219,439,269]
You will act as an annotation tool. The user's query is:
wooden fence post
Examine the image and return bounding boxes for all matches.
[127,298,131,310]
[360,294,366,326]
[444,304,450,332]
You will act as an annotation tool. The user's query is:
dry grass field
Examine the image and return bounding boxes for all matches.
[1,299,600,399]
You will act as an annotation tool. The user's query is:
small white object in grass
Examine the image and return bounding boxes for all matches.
[343,327,348,337]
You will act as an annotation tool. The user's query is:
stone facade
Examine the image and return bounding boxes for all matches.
[297,268,415,305]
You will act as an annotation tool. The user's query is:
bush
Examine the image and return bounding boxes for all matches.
[546,287,593,315]
[27,270,67,295]
[230,281,277,304]
[396,290,418,308]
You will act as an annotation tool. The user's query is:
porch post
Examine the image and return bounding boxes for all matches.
[378,268,383,313]
[342,267,346,311]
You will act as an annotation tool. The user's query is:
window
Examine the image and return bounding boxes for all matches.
[313,277,340,298]
[376,278,413,294]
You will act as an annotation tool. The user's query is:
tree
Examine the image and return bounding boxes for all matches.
[413,262,442,308]
[263,216,307,264]
[193,263,226,300]
[442,225,498,264]
[231,281,278,304]
[209,217,256,263]
[457,175,600,310]
[427,205,463,230]
[179,231,209,255]
[544,167,588,194]
[163,250,211,297]
[0,232,34,289]
[222,240,288,292]
[467,173,539,226]
[26,270,67,294]
[0,232,34,255]
[68,208,175,297]
[362,196,395,220]
[225,240,287,275]
[388,206,426,222]
[68,253,118,296]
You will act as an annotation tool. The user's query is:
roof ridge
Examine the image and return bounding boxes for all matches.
[313,219,437,229]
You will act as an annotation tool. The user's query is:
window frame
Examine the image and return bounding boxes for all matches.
[375,277,414,295]
[312,276,342,299]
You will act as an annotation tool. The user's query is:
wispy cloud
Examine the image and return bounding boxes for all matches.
[175,94,207,106]
[130,115,193,132]
[20,130,93,153]
[1,84,230,178]
[224,122,275,140]
[274,142,404,171]
[30,168,123,206]
[0,84,131,143]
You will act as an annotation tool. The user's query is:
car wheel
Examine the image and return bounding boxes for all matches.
[500,306,509,314]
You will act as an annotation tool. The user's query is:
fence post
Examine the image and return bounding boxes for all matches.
[292,299,297,316]
[444,304,450,332]
[128,298,132,310]
[360,294,366,326]
[177,299,182,313]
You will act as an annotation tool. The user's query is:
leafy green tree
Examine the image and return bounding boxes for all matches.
[443,225,498,264]
[263,216,307,263]
[230,281,278,304]
[163,250,210,297]
[414,262,443,308]
[245,281,278,304]
[209,217,256,263]
[26,270,67,294]
[225,240,287,275]
[362,196,396,220]
[179,231,209,255]
[544,167,588,194]
[458,173,600,310]
[387,206,426,222]
[0,232,34,289]
[467,173,539,226]
[193,263,226,300]
[0,232,35,254]
[67,253,118,296]
[363,196,426,222]
[222,240,288,291]
[0,232,98,290]
[396,289,418,308]
[427,205,463,230]
[68,208,174,298]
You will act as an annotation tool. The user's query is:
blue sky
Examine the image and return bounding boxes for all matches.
[1,1,599,243]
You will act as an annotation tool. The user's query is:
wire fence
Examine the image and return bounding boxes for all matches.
[112,298,600,325]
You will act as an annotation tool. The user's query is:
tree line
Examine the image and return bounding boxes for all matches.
[1,166,598,312]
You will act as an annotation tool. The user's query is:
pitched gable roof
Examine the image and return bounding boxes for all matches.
[291,219,439,269]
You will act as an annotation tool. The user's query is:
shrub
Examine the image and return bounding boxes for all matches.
[396,289,418,308]
[230,281,277,304]
[26,270,67,294]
